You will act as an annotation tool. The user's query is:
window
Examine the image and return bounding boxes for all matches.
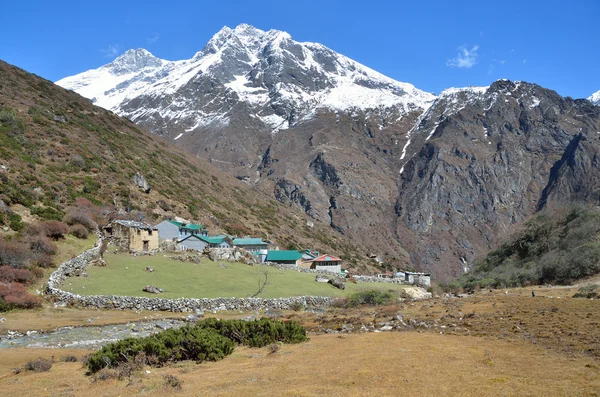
[148,230,153,236]
[137,229,141,235]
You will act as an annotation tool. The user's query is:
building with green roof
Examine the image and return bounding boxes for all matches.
[155,220,207,242]
[266,250,303,265]
[232,237,268,253]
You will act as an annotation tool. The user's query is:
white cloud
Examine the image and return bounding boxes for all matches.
[147,33,160,45]
[447,45,479,68]
[100,44,120,58]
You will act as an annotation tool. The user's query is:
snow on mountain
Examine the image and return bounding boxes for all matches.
[57,24,435,134]
[590,90,600,105]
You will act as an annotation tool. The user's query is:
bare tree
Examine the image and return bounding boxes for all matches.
[249,270,269,298]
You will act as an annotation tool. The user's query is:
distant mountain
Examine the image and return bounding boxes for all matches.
[590,90,600,105]
[57,24,600,280]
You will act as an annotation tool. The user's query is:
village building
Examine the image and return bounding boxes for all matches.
[155,220,207,241]
[395,270,431,287]
[178,235,233,251]
[232,237,269,253]
[301,254,342,274]
[266,250,304,265]
[103,220,159,252]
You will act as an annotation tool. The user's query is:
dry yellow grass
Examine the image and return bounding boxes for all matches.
[1,286,599,396]
[1,332,599,396]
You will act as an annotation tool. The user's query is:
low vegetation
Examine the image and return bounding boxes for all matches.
[449,206,600,291]
[86,318,307,374]
[573,284,599,299]
[0,201,98,311]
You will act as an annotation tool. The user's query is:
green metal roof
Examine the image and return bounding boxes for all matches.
[198,234,229,244]
[266,250,303,261]
[168,220,205,231]
[233,238,267,246]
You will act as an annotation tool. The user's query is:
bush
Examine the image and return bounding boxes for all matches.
[29,236,57,255]
[87,326,235,373]
[70,224,89,239]
[41,221,69,240]
[31,206,65,221]
[163,374,183,389]
[60,355,78,362]
[8,212,23,232]
[195,318,308,347]
[64,208,96,230]
[573,284,599,299]
[86,319,308,374]
[0,237,31,268]
[0,282,41,310]
[0,266,35,284]
[348,290,396,307]
[24,358,52,372]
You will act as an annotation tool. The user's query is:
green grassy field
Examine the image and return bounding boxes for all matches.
[64,253,407,298]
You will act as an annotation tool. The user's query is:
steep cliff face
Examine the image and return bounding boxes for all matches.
[395,80,600,278]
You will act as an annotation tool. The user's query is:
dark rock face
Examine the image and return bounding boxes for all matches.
[274,179,313,215]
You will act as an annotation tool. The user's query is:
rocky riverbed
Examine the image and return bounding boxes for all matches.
[0,318,188,350]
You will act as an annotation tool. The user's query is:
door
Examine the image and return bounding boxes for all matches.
[143,240,149,252]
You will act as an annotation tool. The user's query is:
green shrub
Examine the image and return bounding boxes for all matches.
[31,206,65,221]
[348,290,395,307]
[8,212,23,231]
[86,318,308,374]
[573,284,599,299]
[86,325,234,373]
[195,318,308,347]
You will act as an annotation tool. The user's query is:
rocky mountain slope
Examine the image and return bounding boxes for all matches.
[57,24,600,280]
[0,60,374,271]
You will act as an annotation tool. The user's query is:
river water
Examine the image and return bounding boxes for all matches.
[0,319,188,350]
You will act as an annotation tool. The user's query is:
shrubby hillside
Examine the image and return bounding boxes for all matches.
[452,206,600,290]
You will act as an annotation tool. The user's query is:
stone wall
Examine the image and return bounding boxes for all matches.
[351,275,407,284]
[45,232,336,312]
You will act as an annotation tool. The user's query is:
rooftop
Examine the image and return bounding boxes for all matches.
[266,250,303,261]
[312,254,342,262]
[168,220,205,231]
[109,220,157,230]
[233,237,267,246]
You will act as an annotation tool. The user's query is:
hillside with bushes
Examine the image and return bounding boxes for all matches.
[0,59,381,287]
[451,206,600,290]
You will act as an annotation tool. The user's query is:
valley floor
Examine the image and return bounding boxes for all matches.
[0,286,598,396]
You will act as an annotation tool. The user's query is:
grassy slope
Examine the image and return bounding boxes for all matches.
[64,253,406,298]
[0,60,375,273]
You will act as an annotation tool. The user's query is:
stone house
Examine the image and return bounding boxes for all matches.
[395,271,431,287]
[103,220,159,252]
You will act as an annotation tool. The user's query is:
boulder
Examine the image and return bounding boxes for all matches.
[133,172,151,193]
[328,278,345,290]
[145,266,154,272]
[143,285,163,294]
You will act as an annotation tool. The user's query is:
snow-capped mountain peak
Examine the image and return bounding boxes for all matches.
[589,90,600,105]
[57,23,436,135]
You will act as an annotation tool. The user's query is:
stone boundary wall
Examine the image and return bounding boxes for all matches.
[255,261,344,276]
[352,275,406,284]
[44,233,335,312]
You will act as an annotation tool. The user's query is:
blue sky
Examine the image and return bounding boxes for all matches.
[1,0,598,98]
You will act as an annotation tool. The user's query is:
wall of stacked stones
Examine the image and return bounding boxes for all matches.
[45,233,335,312]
